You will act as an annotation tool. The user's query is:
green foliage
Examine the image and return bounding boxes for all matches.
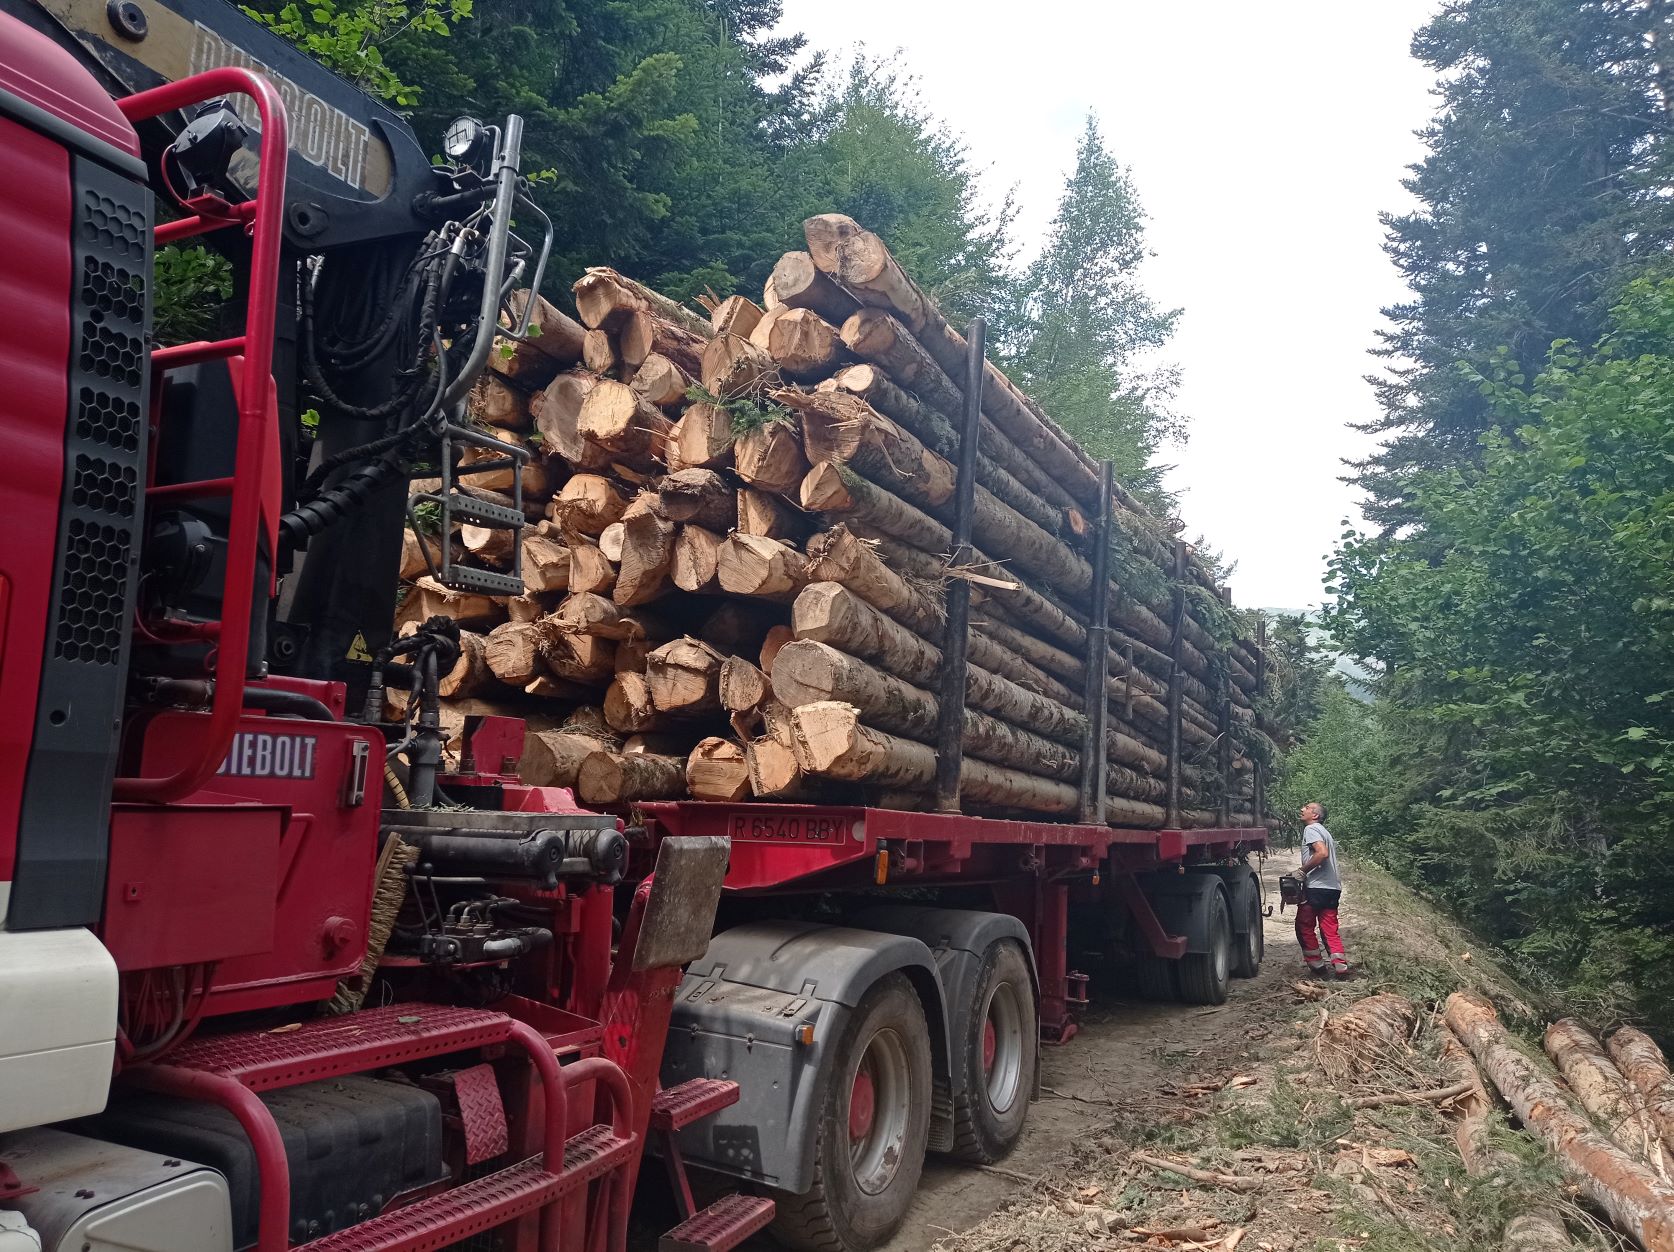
[1328,278,1674,1038]
[243,0,473,104]
[682,384,790,434]
[1356,0,1674,531]
[152,244,233,344]
[1272,679,1386,848]
[999,115,1182,493]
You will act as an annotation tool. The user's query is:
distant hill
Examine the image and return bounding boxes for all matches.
[1259,607,1375,702]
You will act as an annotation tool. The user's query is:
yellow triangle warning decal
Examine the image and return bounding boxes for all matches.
[346,631,374,662]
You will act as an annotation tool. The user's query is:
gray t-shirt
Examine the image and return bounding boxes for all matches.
[1302,822,1341,892]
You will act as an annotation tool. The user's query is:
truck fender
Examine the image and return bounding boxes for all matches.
[1134,872,1230,955]
[660,921,941,1195]
[1203,865,1262,937]
[846,906,1039,1153]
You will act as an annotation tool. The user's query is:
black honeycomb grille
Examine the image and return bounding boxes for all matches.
[81,256,144,323]
[79,322,143,387]
[80,188,145,261]
[72,454,136,519]
[74,386,142,453]
[54,519,130,665]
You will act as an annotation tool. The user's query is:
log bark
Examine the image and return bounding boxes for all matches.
[717,534,808,601]
[614,509,675,606]
[467,373,530,431]
[628,351,691,409]
[1446,990,1674,1252]
[1546,1019,1669,1175]
[521,729,611,789]
[576,749,686,804]
[574,267,710,338]
[659,468,737,531]
[686,737,751,802]
[750,306,850,381]
[551,592,670,642]
[710,293,764,340]
[578,378,673,462]
[782,389,953,511]
[769,250,862,325]
[549,474,627,536]
[734,419,809,496]
[759,623,794,672]
[502,288,585,366]
[533,371,610,470]
[1612,1028,1674,1160]
[671,524,722,593]
[484,621,544,687]
[700,333,776,399]
[839,309,964,417]
[667,401,735,470]
[804,525,943,640]
[801,462,948,555]
[646,636,726,714]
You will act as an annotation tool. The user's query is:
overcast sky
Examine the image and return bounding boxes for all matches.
[775,0,1443,610]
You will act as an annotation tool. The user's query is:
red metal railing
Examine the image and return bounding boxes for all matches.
[111,68,287,804]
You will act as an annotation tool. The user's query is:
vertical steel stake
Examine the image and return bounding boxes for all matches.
[1253,615,1268,826]
[934,318,986,812]
[1079,461,1115,823]
[1165,540,1187,828]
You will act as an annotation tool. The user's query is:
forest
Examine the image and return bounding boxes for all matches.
[250,0,1674,1033]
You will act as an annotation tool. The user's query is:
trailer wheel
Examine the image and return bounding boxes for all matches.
[771,973,932,1252]
[1132,955,1177,1001]
[951,941,1037,1163]
[1232,887,1264,978]
[1177,889,1232,1005]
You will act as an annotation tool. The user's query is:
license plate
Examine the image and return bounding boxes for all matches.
[729,813,859,845]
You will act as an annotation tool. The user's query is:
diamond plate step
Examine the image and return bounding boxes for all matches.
[296,1126,633,1252]
[658,1193,775,1252]
[651,1078,741,1133]
[162,1004,513,1091]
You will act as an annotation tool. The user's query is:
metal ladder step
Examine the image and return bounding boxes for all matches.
[658,1193,776,1252]
[441,565,524,596]
[433,491,524,529]
[295,1127,632,1251]
[651,1078,741,1133]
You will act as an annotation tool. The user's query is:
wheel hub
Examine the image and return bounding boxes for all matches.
[848,1068,876,1141]
[982,1019,997,1072]
[846,1028,912,1195]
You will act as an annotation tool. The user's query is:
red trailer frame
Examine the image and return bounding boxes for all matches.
[640,802,1268,1043]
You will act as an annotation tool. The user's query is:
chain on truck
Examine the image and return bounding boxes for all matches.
[0,4,1270,1250]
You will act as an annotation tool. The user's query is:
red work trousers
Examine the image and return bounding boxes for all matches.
[1295,888,1348,972]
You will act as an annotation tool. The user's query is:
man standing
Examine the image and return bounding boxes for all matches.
[1295,802,1350,977]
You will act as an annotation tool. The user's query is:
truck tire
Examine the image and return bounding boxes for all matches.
[1133,955,1177,1001]
[1177,888,1232,1005]
[951,941,1037,1163]
[771,973,932,1252]
[1232,887,1264,978]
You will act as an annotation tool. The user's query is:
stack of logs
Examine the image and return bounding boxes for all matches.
[394,214,1274,824]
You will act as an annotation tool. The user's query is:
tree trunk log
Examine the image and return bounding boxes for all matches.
[577,749,686,804]
[801,462,948,554]
[400,529,443,580]
[550,591,671,642]
[521,532,571,594]
[549,473,628,536]
[603,671,659,734]
[620,310,705,376]
[628,351,692,409]
[521,729,612,789]
[769,250,861,325]
[805,524,944,640]
[533,371,610,470]
[614,509,675,606]
[750,306,850,381]
[659,468,737,531]
[717,534,808,601]
[578,378,672,462]
[647,636,726,714]
[667,401,736,471]
[503,289,586,367]
[701,333,776,400]
[720,655,770,714]
[672,524,722,593]
[484,621,544,687]
[439,630,492,698]
[735,420,809,496]
[1612,1028,1674,1160]
[783,389,953,511]
[686,737,751,802]
[1446,990,1674,1252]
[710,294,764,340]
[1546,1020,1670,1176]
[567,543,616,596]
[539,632,616,685]
[698,601,783,657]
[737,488,806,542]
[746,736,804,798]
[574,267,710,338]
[467,373,530,431]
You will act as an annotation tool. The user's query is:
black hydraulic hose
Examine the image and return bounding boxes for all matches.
[242,685,337,721]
